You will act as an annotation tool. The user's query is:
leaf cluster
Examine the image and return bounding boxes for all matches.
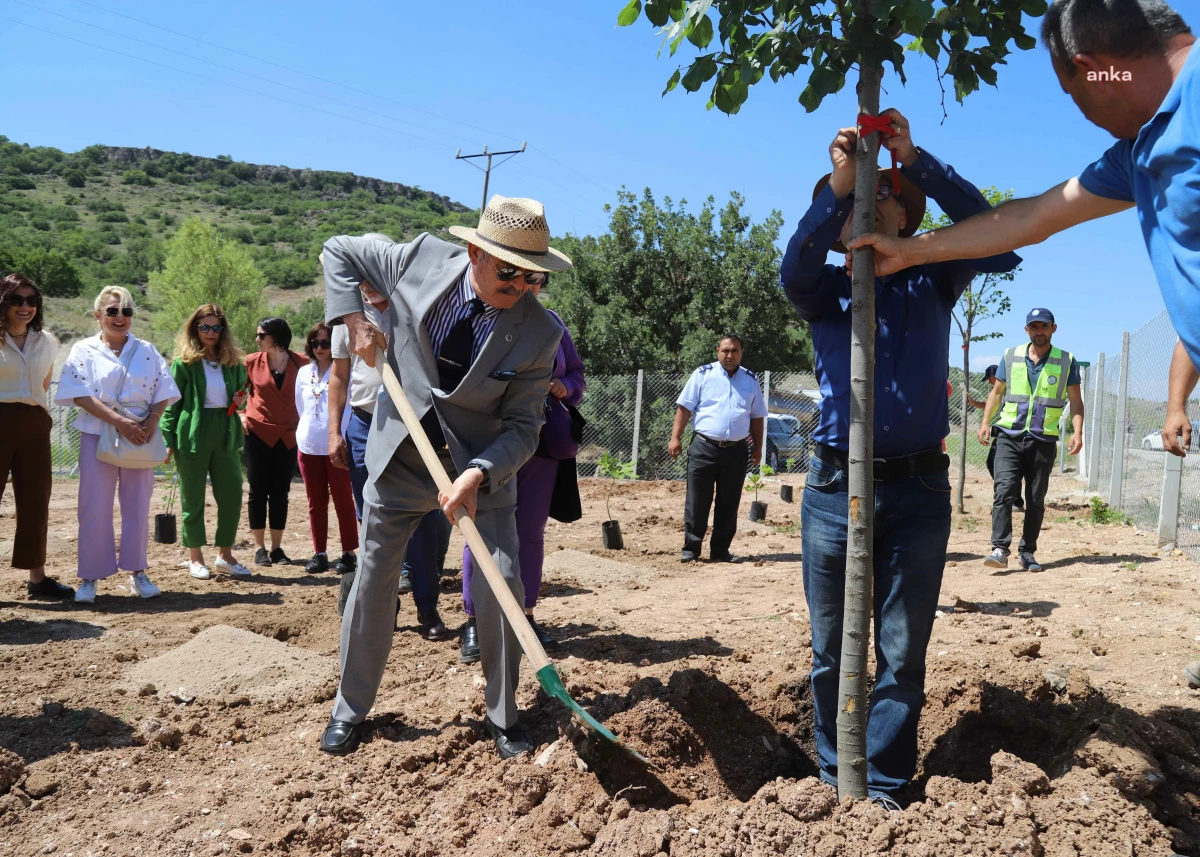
[617,0,1045,114]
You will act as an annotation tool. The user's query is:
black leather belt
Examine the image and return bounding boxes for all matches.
[814,443,949,482]
[351,406,373,423]
[695,432,748,448]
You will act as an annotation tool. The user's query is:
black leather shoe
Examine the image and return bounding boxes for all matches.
[417,610,450,642]
[527,615,559,649]
[1014,497,1025,510]
[482,717,534,759]
[337,571,355,617]
[333,552,357,574]
[711,553,743,563]
[459,617,480,664]
[255,548,272,566]
[319,719,360,755]
[305,554,329,574]
[397,570,413,595]
[680,552,698,563]
[269,548,292,565]
[27,577,75,599]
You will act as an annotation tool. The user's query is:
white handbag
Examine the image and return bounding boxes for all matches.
[96,338,168,469]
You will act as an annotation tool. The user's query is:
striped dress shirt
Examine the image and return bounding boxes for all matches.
[425,272,501,363]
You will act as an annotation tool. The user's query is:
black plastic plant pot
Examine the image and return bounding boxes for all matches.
[780,485,794,503]
[154,513,177,545]
[602,520,625,550]
[748,501,767,523]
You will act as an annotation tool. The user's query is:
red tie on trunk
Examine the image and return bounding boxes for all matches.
[857,113,900,195]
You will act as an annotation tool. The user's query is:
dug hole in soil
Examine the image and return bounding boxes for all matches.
[1,468,1199,856]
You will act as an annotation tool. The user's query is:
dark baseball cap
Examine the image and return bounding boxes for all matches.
[983,364,999,380]
[1026,308,1055,325]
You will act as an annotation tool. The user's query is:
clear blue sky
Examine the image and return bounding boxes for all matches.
[3,0,1181,369]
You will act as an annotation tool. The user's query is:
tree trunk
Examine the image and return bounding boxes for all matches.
[835,61,882,802]
[956,322,971,514]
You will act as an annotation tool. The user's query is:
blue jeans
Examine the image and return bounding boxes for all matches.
[346,409,371,522]
[800,453,950,798]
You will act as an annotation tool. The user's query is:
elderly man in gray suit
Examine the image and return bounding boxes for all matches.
[319,196,570,758]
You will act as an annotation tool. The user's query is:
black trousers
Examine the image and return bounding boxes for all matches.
[245,430,297,531]
[682,434,749,559]
[986,438,1023,508]
[991,433,1055,554]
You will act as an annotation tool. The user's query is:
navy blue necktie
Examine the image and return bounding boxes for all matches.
[437,298,485,392]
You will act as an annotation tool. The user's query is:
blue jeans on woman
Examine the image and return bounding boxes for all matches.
[800,452,951,798]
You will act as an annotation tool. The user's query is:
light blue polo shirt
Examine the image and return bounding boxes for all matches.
[1078,42,1200,370]
[677,362,768,441]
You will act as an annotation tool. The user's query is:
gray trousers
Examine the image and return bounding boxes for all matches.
[331,438,525,729]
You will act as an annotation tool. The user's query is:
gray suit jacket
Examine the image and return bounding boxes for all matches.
[323,233,562,510]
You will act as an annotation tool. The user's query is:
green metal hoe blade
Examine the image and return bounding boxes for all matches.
[535,664,649,764]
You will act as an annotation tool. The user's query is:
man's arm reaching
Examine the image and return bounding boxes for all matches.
[1163,340,1200,457]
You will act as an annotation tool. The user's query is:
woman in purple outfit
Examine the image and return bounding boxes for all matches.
[459,276,585,663]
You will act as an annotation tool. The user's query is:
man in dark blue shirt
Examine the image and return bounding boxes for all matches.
[779,109,1020,802]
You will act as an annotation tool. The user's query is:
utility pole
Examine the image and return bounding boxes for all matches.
[455,142,527,215]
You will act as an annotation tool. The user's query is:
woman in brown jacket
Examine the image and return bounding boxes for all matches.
[244,317,305,566]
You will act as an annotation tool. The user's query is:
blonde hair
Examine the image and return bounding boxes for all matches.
[94,286,135,312]
[176,304,244,367]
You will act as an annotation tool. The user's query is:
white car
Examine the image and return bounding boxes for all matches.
[1141,431,1164,450]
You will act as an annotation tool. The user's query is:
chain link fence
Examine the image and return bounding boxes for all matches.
[1079,310,1200,560]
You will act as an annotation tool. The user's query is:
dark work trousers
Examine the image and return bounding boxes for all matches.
[244,430,297,531]
[0,403,53,569]
[991,432,1056,554]
[682,434,749,560]
[986,438,1023,509]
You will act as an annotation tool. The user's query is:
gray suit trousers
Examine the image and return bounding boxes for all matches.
[331,438,525,729]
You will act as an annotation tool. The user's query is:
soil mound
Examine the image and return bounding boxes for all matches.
[119,624,336,702]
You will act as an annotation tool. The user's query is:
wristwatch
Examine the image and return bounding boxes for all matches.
[467,461,490,489]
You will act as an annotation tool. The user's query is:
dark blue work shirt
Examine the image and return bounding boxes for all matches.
[780,148,1022,458]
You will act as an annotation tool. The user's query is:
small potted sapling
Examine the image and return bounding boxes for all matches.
[154,463,179,544]
[780,458,796,503]
[597,451,636,549]
[746,464,774,523]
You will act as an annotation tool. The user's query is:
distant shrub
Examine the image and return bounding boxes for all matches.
[96,211,129,223]
[279,296,326,335]
[65,170,86,188]
[0,246,83,296]
[31,218,51,231]
[5,177,35,190]
[260,255,316,289]
[122,169,152,186]
[230,226,254,244]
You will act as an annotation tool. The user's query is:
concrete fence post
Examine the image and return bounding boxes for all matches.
[631,369,644,475]
[1087,352,1106,493]
[1157,452,1183,548]
[1108,333,1130,507]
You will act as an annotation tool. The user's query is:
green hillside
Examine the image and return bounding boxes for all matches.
[0,134,476,346]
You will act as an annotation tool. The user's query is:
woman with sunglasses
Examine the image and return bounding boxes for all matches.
[161,305,252,580]
[0,273,73,599]
[243,317,305,567]
[294,323,358,574]
[55,286,180,604]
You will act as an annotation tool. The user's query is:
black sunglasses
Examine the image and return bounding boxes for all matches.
[311,338,332,350]
[104,306,134,317]
[255,332,267,340]
[8,294,41,308]
[491,259,547,286]
[198,323,224,333]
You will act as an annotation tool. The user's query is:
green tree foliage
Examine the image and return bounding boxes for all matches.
[280,297,327,340]
[260,255,318,289]
[148,218,266,353]
[617,0,1045,114]
[547,188,812,375]
[65,170,86,188]
[122,169,152,186]
[0,246,83,297]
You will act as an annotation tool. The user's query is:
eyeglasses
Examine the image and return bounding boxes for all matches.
[8,294,40,308]
[491,259,547,286]
[104,307,134,317]
[875,184,901,203]
[255,332,268,340]
[311,338,332,350]
[198,323,224,333]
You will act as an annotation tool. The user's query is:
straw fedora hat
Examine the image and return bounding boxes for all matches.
[811,168,927,254]
[448,195,572,273]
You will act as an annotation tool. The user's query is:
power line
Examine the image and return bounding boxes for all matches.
[66,0,526,146]
[1,14,456,152]
[456,144,527,214]
[8,0,468,148]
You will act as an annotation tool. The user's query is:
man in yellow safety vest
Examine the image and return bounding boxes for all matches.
[977,309,1084,571]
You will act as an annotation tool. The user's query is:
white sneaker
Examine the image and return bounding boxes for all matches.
[75,579,97,604]
[983,548,1009,569]
[189,562,211,580]
[129,572,161,599]
[214,558,252,577]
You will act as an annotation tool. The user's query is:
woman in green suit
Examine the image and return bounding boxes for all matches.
[161,304,251,580]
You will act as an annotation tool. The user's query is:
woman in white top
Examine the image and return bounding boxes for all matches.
[0,273,72,599]
[294,323,358,574]
[55,286,180,604]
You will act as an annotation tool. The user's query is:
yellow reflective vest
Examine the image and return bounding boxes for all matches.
[996,344,1073,440]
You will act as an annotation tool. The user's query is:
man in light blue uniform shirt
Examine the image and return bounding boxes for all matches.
[668,334,767,563]
[844,0,1200,685]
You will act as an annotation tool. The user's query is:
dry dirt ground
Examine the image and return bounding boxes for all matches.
[1,466,1199,856]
